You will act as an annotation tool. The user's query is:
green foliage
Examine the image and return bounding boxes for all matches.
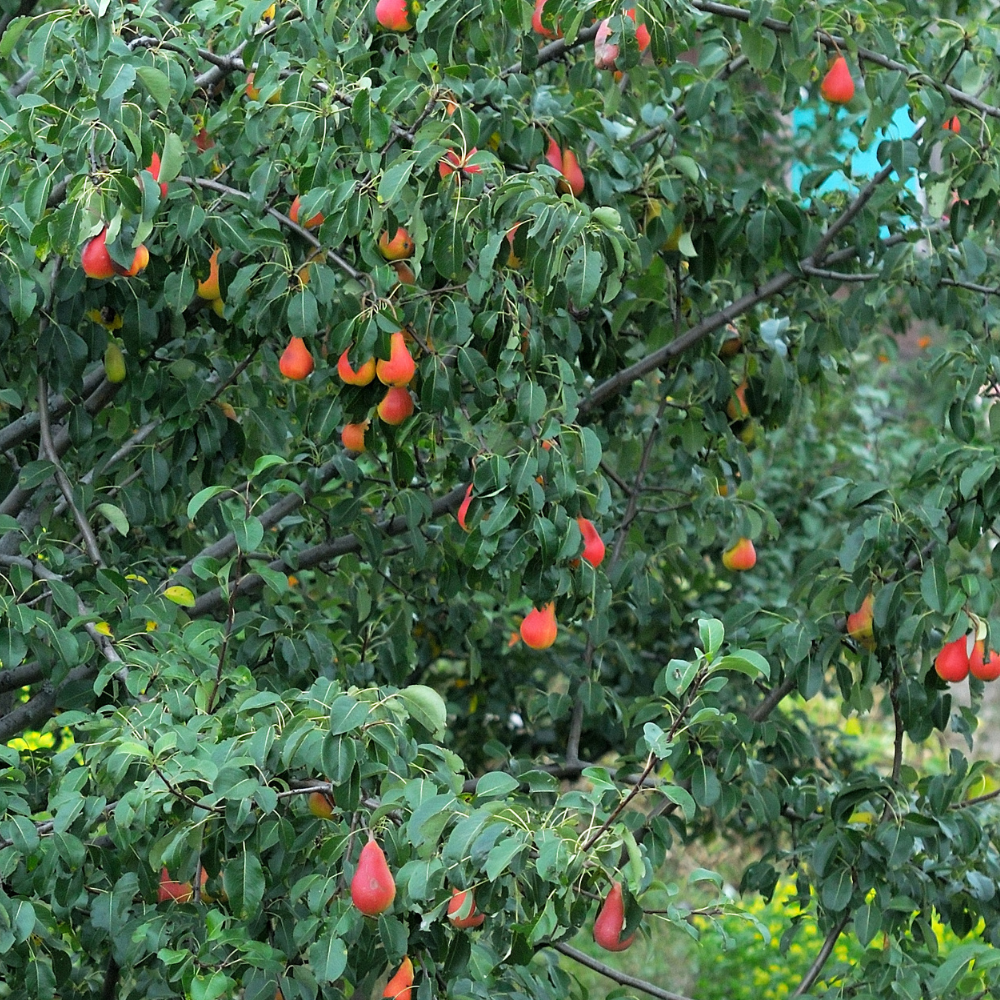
[4,0,1000,997]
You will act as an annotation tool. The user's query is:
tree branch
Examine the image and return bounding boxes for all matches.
[790,912,850,996]
[552,942,696,1000]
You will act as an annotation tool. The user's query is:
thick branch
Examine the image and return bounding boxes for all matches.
[191,482,471,617]
[553,942,696,1000]
[790,912,851,996]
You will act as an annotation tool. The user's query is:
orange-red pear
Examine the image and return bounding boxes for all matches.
[341,422,368,453]
[382,957,414,1000]
[379,227,415,261]
[308,791,336,818]
[935,636,970,683]
[593,881,636,952]
[197,247,221,300]
[560,149,585,197]
[351,837,396,916]
[970,640,1000,681]
[290,195,324,230]
[820,55,854,104]
[377,386,414,425]
[520,602,557,650]
[279,337,314,379]
[338,348,377,385]
[376,0,413,31]
[457,483,473,531]
[376,331,416,386]
[447,888,485,928]
[577,517,605,568]
[846,593,875,649]
[722,537,756,571]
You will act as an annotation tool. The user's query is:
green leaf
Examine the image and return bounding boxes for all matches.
[352,91,390,151]
[485,831,527,880]
[475,771,520,800]
[432,218,465,280]
[95,503,129,536]
[287,289,318,338]
[698,618,724,657]
[854,901,882,946]
[222,849,265,919]
[564,242,603,307]
[135,66,170,111]
[0,16,29,58]
[395,684,447,737]
[330,695,369,734]
[713,650,771,681]
[187,486,229,520]
[821,868,853,911]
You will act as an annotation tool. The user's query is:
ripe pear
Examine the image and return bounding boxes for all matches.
[846,593,875,649]
[81,229,120,279]
[457,483,473,531]
[376,331,416,387]
[545,137,563,173]
[577,517,605,567]
[375,0,413,31]
[197,247,221,300]
[593,881,636,952]
[722,537,756,571]
[382,957,414,1000]
[560,149,585,197]
[337,348,377,385]
[820,55,854,104]
[290,195,324,229]
[351,837,396,916]
[377,386,414,425]
[943,115,961,134]
[308,791,336,818]
[447,887,485,928]
[145,151,169,198]
[970,640,1000,681]
[341,422,369,453]
[935,636,970,683]
[520,602,557,650]
[378,227,415,261]
[279,336,314,379]
[532,0,558,38]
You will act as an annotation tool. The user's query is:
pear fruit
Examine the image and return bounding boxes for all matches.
[376,331,416,387]
[379,227,415,260]
[577,517,606,568]
[351,837,396,916]
[197,247,221,300]
[943,115,961,134]
[593,881,636,952]
[722,537,756,571]
[338,348,377,385]
[447,887,485,928]
[104,342,127,384]
[279,337,314,379]
[375,0,413,31]
[545,136,563,173]
[377,386,414,425]
[158,866,209,904]
[308,791,336,818]
[457,483,473,531]
[82,228,148,279]
[820,55,854,104]
[934,636,970,683]
[520,602,557,650]
[970,640,1000,681]
[341,422,368,452]
[560,149,585,197]
[846,593,875,649]
[290,195,324,229]
[382,957,414,1000]
[594,11,649,70]
[532,0,559,38]
[145,151,169,198]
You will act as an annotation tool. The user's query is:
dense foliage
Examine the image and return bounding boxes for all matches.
[4,0,1000,997]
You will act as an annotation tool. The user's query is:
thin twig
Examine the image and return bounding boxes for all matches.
[801,264,879,282]
[552,942,696,1000]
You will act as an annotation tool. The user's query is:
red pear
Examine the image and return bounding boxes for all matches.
[447,888,485,928]
[375,0,413,30]
[593,881,636,952]
[722,537,756,571]
[146,151,169,198]
[820,55,854,105]
[341,422,368,453]
[594,18,619,69]
[378,227,415,261]
[970,640,1000,682]
[279,337,314,379]
[561,149,585,197]
[382,957,414,1000]
[935,636,970,683]
[545,137,563,173]
[457,483,473,531]
[520,602,557,650]
[846,593,875,649]
[337,348,377,385]
[377,386,415,425]
[376,331,416,387]
[290,195,324,229]
[351,837,396,916]
[532,0,559,38]
[577,517,606,568]
[943,115,961,134]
